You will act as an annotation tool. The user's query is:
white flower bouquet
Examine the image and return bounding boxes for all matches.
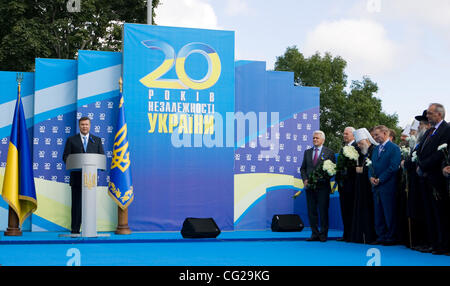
[411,151,418,163]
[438,143,449,165]
[323,159,337,176]
[400,146,410,159]
[306,159,336,191]
[342,145,359,161]
[336,145,359,185]
[365,158,376,178]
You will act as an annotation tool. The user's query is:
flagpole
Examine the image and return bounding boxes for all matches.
[5,206,22,236]
[4,73,24,236]
[115,77,132,235]
[116,207,131,235]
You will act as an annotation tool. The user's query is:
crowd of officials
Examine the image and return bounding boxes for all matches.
[300,103,450,255]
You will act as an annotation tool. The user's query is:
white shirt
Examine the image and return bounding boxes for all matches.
[433,120,444,134]
[80,133,90,146]
[379,138,389,152]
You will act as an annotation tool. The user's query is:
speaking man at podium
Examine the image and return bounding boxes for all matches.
[63,117,105,234]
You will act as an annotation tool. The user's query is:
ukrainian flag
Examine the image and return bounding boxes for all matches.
[108,84,134,209]
[1,80,37,226]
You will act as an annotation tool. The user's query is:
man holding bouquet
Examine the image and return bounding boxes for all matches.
[336,127,359,242]
[300,130,336,242]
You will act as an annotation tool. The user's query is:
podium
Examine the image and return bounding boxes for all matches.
[65,153,106,237]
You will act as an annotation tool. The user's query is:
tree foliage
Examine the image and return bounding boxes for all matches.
[0,0,160,71]
[275,46,400,151]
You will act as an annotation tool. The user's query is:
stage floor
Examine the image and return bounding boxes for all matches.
[1,228,450,266]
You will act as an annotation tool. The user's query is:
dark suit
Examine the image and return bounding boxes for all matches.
[62,133,105,233]
[416,121,450,252]
[336,141,359,241]
[369,140,401,243]
[300,145,336,240]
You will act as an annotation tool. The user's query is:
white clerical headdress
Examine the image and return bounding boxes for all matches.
[353,128,378,145]
[402,124,411,136]
[410,119,419,131]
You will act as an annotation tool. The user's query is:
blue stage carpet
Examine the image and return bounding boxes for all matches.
[1,229,450,266]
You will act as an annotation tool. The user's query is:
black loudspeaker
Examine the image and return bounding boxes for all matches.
[181,218,221,238]
[271,214,304,232]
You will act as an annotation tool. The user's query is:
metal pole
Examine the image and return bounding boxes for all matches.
[147,0,153,25]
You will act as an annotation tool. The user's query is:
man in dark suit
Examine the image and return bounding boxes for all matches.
[63,117,105,234]
[416,103,450,255]
[369,125,401,246]
[336,126,359,242]
[406,110,434,253]
[300,130,336,242]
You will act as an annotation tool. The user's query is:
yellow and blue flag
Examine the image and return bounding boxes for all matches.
[108,87,134,209]
[1,79,37,226]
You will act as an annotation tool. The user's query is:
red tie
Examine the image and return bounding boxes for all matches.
[313,148,319,166]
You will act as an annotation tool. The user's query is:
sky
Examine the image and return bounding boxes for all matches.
[154,0,450,128]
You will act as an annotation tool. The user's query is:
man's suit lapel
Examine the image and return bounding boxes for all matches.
[422,121,447,152]
[307,148,314,166]
[374,144,381,161]
[423,120,447,151]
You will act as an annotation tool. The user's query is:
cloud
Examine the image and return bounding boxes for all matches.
[303,19,399,77]
[155,0,219,29]
[388,0,450,30]
[225,0,248,16]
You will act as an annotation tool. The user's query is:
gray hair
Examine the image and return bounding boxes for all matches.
[313,130,326,140]
[430,103,446,119]
[344,127,355,133]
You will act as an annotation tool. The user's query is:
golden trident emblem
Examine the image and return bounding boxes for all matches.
[111,124,130,172]
[84,172,97,189]
[111,77,131,173]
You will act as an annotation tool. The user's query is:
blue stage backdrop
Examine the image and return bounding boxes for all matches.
[0,24,344,233]
[123,24,236,231]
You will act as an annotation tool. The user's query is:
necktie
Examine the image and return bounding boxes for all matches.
[378,144,384,156]
[83,136,87,152]
[421,127,436,151]
[313,148,319,166]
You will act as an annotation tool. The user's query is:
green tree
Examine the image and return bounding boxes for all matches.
[275,46,400,151]
[347,77,400,135]
[0,0,160,71]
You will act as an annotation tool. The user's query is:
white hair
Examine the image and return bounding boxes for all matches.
[345,126,356,133]
[313,130,325,140]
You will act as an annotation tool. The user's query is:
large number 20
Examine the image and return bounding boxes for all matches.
[139,40,221,90]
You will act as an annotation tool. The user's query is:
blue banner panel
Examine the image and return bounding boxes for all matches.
[123,24,235,231]
[77,50,122,187]
[31,58,78,231]
[233,61,323,230]
[76,50,122,230]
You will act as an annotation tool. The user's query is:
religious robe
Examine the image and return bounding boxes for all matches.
[350,144,377,244]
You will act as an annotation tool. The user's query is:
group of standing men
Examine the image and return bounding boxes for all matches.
[300,103,450,256]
